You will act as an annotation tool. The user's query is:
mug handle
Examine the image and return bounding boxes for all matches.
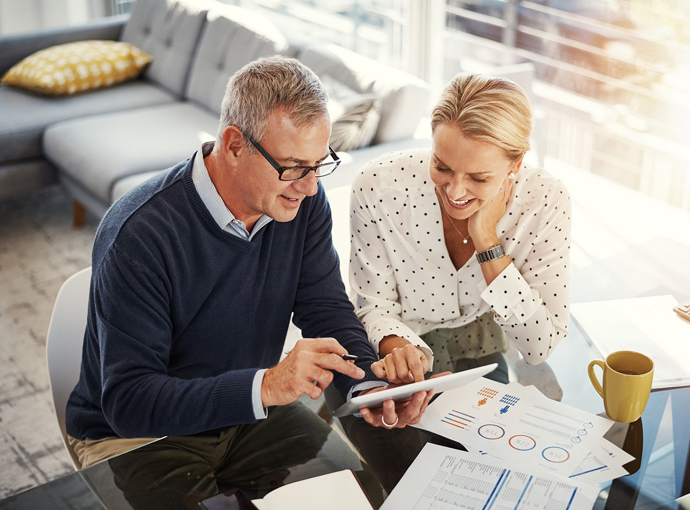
[588,360,605,398]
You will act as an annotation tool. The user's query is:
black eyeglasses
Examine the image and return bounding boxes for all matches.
[241,130,341,181]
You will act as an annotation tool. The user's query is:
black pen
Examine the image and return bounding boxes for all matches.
[284,350,358,361]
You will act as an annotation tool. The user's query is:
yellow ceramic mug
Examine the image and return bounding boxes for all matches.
[588,351,654,423]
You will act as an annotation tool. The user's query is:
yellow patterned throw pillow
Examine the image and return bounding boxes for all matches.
[1,40,152,96]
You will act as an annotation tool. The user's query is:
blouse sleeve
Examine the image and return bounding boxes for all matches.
[349,172,435,366]
[479,175,572,365]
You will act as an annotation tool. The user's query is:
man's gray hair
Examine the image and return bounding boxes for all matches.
[215,56,329,151]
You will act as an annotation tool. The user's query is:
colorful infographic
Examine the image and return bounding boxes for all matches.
[415,378,614,477]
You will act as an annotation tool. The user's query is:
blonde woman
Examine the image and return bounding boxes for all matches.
[350,73,571,388]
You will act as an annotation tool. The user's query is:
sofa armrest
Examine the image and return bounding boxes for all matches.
[0,14,129,76]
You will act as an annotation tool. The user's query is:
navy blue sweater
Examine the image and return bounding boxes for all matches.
[66,155,379,440]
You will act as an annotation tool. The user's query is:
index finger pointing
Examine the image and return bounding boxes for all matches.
[314,352,365,380]
[403,347,426,383]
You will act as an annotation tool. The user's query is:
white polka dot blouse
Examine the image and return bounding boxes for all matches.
[349,148,572,368]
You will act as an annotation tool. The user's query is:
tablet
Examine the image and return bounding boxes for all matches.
[332,363,497,417]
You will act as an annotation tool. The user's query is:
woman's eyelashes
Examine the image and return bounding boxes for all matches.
[470,175,488,183]
[434,166,489,184]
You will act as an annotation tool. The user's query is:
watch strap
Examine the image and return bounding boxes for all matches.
[476,244,505,264]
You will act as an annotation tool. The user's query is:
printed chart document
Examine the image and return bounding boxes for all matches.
[572,294,690,389]
[569,439,633,485]
[462,438,633,486]
[415,377,614,477]
[250,470,373,510]
[381,443,599,510]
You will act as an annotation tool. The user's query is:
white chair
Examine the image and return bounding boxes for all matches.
[45,268,161,508]
[46,266,92,470]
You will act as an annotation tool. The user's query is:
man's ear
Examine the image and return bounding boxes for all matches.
[221,126,245,161]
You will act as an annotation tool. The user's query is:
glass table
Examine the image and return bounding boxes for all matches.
[538,320,690,510]
[1,318,688,510]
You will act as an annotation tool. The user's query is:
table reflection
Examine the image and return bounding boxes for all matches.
[78,401,383,510]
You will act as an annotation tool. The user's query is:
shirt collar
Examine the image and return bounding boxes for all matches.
[191,141,272,240]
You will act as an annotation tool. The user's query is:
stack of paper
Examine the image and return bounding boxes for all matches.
[414,377,634,485]
[381,443,601,510]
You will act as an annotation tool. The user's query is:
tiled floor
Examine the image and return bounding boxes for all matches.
[0,186,97,499]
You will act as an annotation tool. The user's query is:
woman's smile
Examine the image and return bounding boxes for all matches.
[447,195,475,208]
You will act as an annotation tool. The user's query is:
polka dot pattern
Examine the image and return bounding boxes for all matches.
[349,148,572,367]
[1,40,152,96]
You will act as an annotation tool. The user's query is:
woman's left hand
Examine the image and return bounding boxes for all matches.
[467,174,514,245]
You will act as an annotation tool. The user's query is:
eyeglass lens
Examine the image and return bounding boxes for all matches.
[279,161,339,181]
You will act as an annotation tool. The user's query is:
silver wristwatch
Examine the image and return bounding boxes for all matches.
[476,244,505,264]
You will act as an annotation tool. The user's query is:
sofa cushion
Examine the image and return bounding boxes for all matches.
[121,0,210,96]
[1,40,152,96]
[44,102,217,204]
[0,80,176,164]
[185,5,296,114]
[298,44,430,145]
[321,75,380,152]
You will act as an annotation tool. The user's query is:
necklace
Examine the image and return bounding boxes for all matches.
[436,187,471,244]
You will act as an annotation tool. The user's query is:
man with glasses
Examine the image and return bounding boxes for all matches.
[65,56,434,507]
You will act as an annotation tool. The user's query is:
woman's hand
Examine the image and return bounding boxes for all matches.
[359,372,452,429]
[467,173,515,248]
[372,336,429,383]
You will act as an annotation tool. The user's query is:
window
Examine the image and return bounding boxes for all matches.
[252,0,408,70]
[439,0,690,210]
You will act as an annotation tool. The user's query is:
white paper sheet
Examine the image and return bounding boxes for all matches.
[251,470,372,510]
[381,443,599,510]
[572,295,690,389]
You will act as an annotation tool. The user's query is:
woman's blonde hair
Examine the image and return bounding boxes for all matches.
[431,73,533,162]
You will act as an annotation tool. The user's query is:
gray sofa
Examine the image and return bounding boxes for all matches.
[0,0,430,223]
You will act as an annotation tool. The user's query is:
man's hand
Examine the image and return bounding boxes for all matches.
[372,336,428,384]
[359,372,452,429]
[261,338,364,407]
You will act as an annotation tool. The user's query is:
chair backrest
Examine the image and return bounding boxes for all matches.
[46,266,92,470]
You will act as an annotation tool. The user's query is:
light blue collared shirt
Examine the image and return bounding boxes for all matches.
[192,142,273,241]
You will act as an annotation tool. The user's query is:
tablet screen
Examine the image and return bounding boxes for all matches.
[332,363,497,417]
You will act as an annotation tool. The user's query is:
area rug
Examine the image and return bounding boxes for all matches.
[0,185,97,499]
